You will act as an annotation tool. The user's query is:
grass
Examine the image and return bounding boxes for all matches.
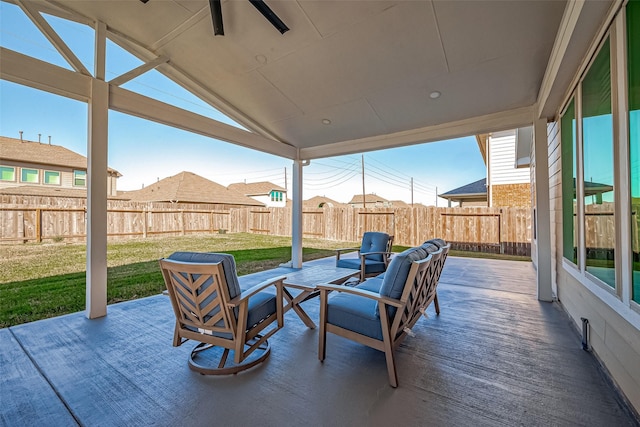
[0,233,355,328]
[0,233,531,327]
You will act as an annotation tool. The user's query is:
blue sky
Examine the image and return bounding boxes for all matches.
[0,2,486,205]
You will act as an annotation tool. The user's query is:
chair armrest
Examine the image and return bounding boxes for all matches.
[316,283,404,308]
[335,247,360,254]
[359,251,394,258]
[227,275,287,307]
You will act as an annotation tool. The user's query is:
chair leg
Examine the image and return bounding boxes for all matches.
[434,293,440,315]
[318,290,328,361]
[379,304,398,387]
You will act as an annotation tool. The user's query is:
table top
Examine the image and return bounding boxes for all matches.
[283,266,358,289]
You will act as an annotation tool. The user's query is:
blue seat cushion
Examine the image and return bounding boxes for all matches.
[421,242,440,254]
[379,246,427,300]
[336,258,387,275]
[360,232,390,262]
[327,292,383,341]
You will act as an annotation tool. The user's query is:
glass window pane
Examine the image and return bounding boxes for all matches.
[582,37,615,288]
[44,170,60,185]
[21,168,39,183]
[0,166,15,181]
[74,170,86,187]
[628,0,640,303]
[561,99,578,264]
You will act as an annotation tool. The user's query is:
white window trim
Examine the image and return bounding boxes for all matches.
[0,165,17,182]
[43,169,61,185]
[73,170,87,187]
[20,167,40,184]
[560,8,639,326]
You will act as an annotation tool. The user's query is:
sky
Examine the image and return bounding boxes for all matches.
[0,2,486,206]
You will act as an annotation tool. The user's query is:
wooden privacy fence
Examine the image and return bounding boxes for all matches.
[0,196,533,256]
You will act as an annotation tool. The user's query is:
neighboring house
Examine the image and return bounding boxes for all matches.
[477,128,531,208]
[303,196,344,208]
[228,181,287,208]
[124,171,264,207]
[0,136,121,197]
[389,200,411,208]
[348,193,391,208]
[439,179,488,207]
[439,128,531,208]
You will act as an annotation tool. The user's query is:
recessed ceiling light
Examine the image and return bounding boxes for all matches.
[322,119,332,125]
[429,91,441,99]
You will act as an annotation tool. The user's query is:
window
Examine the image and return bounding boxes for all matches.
[561,99,578,265]
[0,166,16,181]
[582,37,615,288]
[270,191,283,202]
[74,170,86,187]
[21,168,39,183]
[629,0,640,303]
[44,170,60,185]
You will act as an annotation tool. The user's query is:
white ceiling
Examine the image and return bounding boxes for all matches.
[4,0,614,159]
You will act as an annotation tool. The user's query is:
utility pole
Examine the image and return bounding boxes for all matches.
[435,186,438,207]
[411,177,414,206]
[284,167,288,192]
[361,154,366,209]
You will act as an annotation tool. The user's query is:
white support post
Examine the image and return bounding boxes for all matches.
[534,118,554,302]
[86,22,109,319]
[291,159,306,268]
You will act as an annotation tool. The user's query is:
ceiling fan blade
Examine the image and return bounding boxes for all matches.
[209,0,224,36]
[249,0,289,34]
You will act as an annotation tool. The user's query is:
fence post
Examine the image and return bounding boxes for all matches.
[180,210,185,236]
[143,207,148,238]
[36,208,42,243]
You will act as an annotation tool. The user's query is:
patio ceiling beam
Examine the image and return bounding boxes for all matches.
[106,29,284,143]
[16,0,91,76]
[300,106,535,160]
[0,47,91,102]
[109,86,297,159]
[108,55,169,87]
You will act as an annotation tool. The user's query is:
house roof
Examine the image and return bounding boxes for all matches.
[125,171,264,206]
[303,196,344,208]
[440,178,488,199]
[0,185,127,199]
[389,200,410,208]
[227,181,286,196]
[0,136,121,176]
[348,193,389,204]
[6,1,611,161]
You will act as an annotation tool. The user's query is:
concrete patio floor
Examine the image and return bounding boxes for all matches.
[2,256,639,426]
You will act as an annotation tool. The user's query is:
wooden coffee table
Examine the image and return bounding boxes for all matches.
[283,266,359,329]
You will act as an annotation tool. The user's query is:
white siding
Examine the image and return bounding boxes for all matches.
[488,130,531,185]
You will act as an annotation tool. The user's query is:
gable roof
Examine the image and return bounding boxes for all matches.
[303,196,344,208]
[228,181,287,196]
[348,193,389,204]
[0,136,120,175]
[125,171,264,206]
[440,178,487,199]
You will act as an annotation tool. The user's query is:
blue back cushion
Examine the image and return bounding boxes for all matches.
[421,242,440,254]
[379,246,427,301]
[424,238,447,249]
[361,232,390,262]
[167,252,241,299]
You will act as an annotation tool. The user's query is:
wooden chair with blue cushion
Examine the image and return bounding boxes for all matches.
[159,252,285,375]
[318,245,441,387]
[335,232,394,282]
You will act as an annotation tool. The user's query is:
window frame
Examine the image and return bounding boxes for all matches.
[73,170,86,187]
[20,167,39,184]
[43,170,61,186]
[0,165,16,182]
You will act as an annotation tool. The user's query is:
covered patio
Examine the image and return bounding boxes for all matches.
[2,0,640,420]
[3,256,636,425]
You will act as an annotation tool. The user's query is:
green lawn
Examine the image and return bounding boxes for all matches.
[0,233,531,327]
[0,233,355,327]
